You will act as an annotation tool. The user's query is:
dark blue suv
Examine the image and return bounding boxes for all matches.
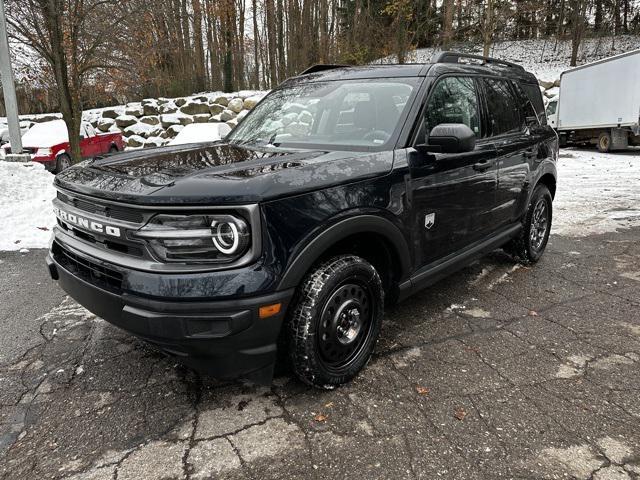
[47,52,558,388]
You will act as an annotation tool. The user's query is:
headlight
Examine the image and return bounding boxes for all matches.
[134,214,250,263]
[35,148,52,156]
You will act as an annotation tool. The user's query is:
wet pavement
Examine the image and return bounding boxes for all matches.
[1,226,639,480]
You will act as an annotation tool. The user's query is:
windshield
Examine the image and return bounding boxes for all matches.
[227,78,419,150]
[546,101,557,116]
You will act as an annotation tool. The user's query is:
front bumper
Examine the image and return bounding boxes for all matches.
[46,241,294,384]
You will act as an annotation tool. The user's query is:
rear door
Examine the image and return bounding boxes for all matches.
[480,77,533,228]
[407,75,498,268]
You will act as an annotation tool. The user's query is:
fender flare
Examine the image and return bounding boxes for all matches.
[277,214,411,291]
[532,160,557,197]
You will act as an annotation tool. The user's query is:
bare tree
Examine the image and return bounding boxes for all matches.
[6,0,126,162]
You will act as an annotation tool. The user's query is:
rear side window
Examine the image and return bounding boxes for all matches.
[482,78,521,136]
[520,82,546,122]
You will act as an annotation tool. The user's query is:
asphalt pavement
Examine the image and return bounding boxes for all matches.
[0,226,639,479]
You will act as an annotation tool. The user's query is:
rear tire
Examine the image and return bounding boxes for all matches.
[287,255,383,389]
[109,145,119,154]
[55,153,71,173]
[504,184,553,264]
[597,131,611,153]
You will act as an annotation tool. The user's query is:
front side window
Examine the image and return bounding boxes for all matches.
[425,76,481,137]
[227,78,418,150]
[483,78,522,136]
[546,101,557,116]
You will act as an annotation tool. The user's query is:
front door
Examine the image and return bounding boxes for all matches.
[408,75,498,268]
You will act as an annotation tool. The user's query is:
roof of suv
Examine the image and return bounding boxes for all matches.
[293,53,539,85]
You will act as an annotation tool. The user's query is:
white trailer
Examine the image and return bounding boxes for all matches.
[548,48,640,152]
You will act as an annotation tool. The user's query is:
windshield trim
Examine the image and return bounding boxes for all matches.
[227,77,424,153]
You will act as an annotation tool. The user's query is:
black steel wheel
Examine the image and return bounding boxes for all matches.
[504,184,553,264]
[287,255,383,388]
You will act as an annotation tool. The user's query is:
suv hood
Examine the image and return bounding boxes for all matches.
[54,142,394,205]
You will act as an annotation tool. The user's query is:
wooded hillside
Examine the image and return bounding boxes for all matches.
[5,0,640,116]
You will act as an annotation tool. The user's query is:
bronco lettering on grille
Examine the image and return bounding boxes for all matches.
[53,207,122,238]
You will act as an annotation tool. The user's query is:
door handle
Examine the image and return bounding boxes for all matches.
[473,161,491,172]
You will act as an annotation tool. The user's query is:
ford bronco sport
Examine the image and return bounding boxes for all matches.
[46,52,558,389]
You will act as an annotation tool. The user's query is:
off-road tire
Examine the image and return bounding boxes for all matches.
[504,184,553,264]
[287,255,383,389]
[597,131,611,153]
[55,153,71,174]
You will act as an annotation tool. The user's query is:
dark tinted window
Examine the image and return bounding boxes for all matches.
[513,81,544,125]
[520,82,545,122]
[425,76,481,137]
[483,78,521,136]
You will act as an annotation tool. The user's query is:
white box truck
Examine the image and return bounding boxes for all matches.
[546,49,640,152]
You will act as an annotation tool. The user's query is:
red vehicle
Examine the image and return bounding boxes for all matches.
[1,119,124,173]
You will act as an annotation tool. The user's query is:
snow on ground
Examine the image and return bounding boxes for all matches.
[0,161,56,251]
[379,35,640,83]
[553,148,640,236]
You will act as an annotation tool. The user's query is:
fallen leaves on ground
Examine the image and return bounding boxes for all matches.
[314,413,328,422]
[415,386,430,396]
[454,407,467,421]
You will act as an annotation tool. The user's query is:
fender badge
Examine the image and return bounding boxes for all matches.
[424,213,436,230]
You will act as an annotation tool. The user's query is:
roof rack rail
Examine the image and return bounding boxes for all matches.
[300,64,350,75]
[431,51,524,70]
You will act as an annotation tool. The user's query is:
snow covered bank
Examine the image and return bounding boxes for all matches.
[0,161,56,251]
[553,148,640,236]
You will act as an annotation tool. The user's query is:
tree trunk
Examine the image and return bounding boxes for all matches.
[43,0,82,162]
[192,0,206,91]
[483,0,494,57]
[570,0,586,66]
[252,0,260,88]
[265,0,278,86]
[442,0,454,49]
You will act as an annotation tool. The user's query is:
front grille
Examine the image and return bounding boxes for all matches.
[57,192,144,223]
[52,241,123,293]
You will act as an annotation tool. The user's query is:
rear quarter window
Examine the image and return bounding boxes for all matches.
[520,82,547,124]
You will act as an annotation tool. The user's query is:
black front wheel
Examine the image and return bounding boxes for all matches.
[504,184,553,264]
[287,255,383,389]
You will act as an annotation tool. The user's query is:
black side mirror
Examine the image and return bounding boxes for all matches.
[425,123,476,154]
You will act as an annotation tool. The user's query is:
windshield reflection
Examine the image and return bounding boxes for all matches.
[227,79,418,150]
